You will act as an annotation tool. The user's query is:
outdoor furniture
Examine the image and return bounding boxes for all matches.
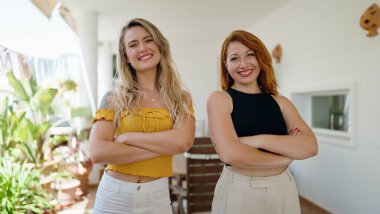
[171,137,224,214]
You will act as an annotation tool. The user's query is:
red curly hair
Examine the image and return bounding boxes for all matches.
[220,30,279,95]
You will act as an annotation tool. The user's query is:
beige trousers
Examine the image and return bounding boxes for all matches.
[212,166,300,214]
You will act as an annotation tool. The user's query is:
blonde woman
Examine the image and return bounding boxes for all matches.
[89,18,195,214]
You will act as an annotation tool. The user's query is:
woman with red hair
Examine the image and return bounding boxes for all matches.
[207,30,318,213]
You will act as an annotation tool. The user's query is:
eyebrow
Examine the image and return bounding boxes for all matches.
[228,50,254,57]
[127,35,153,46]
[228,53,238,57]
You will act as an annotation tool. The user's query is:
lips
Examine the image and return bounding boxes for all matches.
[138,54,153,61]
[238,69,253,77]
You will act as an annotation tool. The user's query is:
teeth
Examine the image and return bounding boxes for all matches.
[239,70,252,76]
[139,55,152,61]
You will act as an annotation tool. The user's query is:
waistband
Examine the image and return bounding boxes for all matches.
[101,171,169,193]
[222,165,294,188]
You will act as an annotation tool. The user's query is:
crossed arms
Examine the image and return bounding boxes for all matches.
[89,92,195,165]
[207,91,318,169]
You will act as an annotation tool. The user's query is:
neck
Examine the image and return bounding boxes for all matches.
[232,82,261,94]
[137,70,157,91]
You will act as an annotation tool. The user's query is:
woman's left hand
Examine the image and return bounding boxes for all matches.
[288,127,302,135]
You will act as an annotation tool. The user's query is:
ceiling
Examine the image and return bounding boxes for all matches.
[63,0,290,55]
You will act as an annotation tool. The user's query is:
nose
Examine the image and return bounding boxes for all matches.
[139,43,147,52]
[240,57,249,68]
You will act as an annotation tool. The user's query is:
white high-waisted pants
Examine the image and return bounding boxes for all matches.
[93,172,173,214]
[212,166,301,214]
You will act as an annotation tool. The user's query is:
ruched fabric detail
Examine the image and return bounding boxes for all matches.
[92,109,115,124]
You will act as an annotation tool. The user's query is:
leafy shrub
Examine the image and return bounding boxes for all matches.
[0,158,53,213]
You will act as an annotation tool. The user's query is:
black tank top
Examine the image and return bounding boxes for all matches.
[226,88,287,137]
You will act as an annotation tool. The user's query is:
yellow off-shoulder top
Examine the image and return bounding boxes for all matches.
[92,107,192,178]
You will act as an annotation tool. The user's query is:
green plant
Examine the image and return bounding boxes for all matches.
[0,96,27,162]
[51,79,78,120]
[0,71,58,164]
[0,158,53,213]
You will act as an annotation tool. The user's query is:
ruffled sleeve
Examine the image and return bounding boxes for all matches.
[92,109,115,124]
[188,105,195,118]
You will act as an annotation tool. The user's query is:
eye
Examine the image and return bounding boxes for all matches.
[129,43,138,48]
[145,37,154,43]
[247,52,256,57]
[229,57,238,62]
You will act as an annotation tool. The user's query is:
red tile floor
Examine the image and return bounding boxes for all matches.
[57,185,329,214]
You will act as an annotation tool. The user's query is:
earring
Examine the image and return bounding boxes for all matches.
[227,73,233,82]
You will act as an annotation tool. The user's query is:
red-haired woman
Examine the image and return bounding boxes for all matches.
[207,30,318,214]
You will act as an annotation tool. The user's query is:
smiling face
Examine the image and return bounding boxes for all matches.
[225,41,261,91]
[123,26,161,73]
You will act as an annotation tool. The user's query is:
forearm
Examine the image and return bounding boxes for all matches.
[89,140,162,165]
[241,134,318,160]
[118,118,195,155]
[230,149,292,169]
[216,142,292,168]
[119,130,191,155]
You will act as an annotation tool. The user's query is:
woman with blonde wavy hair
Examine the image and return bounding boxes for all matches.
[90,18,195,214]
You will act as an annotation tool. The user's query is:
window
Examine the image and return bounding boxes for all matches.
[311,94,350,132]
[291,83,355,148]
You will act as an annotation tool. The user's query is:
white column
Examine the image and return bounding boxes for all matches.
[75,12,100,185]
[76,11,98,109]
[97,42,114,102]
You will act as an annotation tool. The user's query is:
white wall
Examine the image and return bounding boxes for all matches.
[173,46,219,135]
[249,0,380,213]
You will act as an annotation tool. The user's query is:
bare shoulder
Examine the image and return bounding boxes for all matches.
[207,91,231,104]
[99,90,115,109]
[271,94,292,104]
[207,90,233,112]
[271,95,294,112]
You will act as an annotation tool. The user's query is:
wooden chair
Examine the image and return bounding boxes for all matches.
[172,137,224,214]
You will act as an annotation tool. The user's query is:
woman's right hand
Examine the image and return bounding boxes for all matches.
[114,133,128,144]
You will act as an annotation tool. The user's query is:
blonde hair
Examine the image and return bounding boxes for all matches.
[112,18,192,126]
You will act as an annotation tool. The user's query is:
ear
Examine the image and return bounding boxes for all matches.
[224,60,229,71]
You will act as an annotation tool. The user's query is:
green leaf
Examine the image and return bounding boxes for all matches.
[0,159,52,212]
[28,74,39,96]
[32,88,58,115]
[62,79,77,91]
[5,71,29,101]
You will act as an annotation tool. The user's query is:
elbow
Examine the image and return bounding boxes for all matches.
[220,155,240,166]
[308,137,318,157]
[310,141,318,157]
[89,144,104,164]
[298,140,319,160]
[217,150,236,165]
[90,157,101,164]
[89,150,101,164]
[177,136,194,153]
[219,155,231,165]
